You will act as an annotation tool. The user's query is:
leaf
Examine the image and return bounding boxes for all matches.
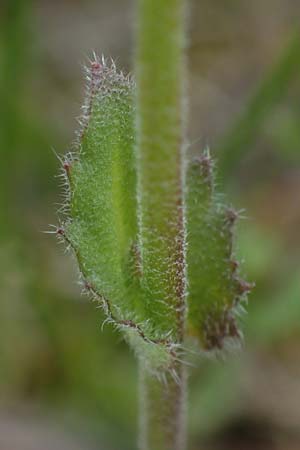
[186,149,253,350]
[60,59,142,320]
[57,58,175,370]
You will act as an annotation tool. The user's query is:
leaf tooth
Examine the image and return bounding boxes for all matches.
[190,150,214,192]
[235,277,255,296]
[61,152,75,177]
[195,148,214,182]
[224,206,239,225]
[203,308,241,350]
[55,225,65,237]
[229,258,239,274]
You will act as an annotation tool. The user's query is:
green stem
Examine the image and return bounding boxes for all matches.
[139,362,187,450]
[136,0,186,337]
[135,0,187,448]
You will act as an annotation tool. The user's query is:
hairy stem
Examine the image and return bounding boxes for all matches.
[135,0,187,339]
[139,362,187,450]
[135,0,187,447]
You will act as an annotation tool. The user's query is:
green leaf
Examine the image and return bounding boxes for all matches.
[186,149,252,350]
[57,59,175,370]
[61,59,141,321]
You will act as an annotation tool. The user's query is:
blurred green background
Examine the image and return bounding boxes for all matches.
[1,1,300,449]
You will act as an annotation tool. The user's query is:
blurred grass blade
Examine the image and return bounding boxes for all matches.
[217,31,300,178]
[0,0,32,233]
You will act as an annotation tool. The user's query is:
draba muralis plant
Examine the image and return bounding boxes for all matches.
[53,0,253,449]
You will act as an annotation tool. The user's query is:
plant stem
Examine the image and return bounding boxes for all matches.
[135,0,187,338]
[136,0,187,447]
[139,362,187,450]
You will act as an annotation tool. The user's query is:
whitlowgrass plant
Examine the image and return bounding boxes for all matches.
[53,1,252,449]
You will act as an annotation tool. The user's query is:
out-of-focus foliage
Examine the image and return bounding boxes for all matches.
[1,1,300,449]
